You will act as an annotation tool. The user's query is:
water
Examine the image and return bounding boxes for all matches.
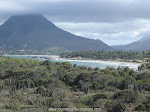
[3,55,141,70]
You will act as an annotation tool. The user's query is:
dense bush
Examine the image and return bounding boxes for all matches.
[135,99,150,111]
[113,89,139,103]
[0,57,149,112]
[105,101,126,112]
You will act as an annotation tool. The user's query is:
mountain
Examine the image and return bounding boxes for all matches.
[138,36,150,42]
[0,14,112,51]
[113,36,150,51]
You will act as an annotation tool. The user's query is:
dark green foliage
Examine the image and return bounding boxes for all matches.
[73,64,77,67]
[113,89,139,103]
[36,86,47,94]
[82,93,109,106]
[105,101,126,112]
[135,99,150,111]
[0,57,149,112]
[0,84,4,92]
[136,69,150,91]
[119,76,136,90]
[93,93,109,99]
[41,60,52,66]
[61,50,150,60]
[76,72,116,91]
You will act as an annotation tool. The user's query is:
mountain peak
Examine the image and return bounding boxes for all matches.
[1,14,56,31]
[0,14,112,51]
[8,14,49,23]
[10,14,44,18]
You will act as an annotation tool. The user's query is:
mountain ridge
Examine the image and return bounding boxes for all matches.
[0,14,113,51]
[113,36,150,51]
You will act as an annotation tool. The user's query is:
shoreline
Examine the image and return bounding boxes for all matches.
[3,55,141,70]
[4,54,142,65]
[55,57,141,70]
[57,57,142,65]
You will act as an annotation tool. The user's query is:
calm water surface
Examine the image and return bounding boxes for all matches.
[4,55,140,70]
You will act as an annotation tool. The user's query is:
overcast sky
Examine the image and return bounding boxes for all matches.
[0,0,150,45]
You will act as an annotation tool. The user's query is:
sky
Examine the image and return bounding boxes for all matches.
[0,0,150,45]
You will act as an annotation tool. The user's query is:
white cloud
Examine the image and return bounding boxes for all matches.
[1,0,150,46]
[0,0,31,13]
[0,1,20,11]
[54,19,150,45]
[29,0,73,2]
[1,0,150,22]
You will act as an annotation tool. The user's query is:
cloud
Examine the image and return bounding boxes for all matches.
[55,19,150,45]
[1,0,150,22]
[0,0,29,12]
[0,0,150,45]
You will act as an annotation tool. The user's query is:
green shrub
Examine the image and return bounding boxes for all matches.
[61,101,75,108]
[5,101,20,110]
[135,99,150,111]
[41,60,52,66]
[105,101,126,112]
[82,93,109,106]
[113,89,139,103]
[36,86,47,94]
[93,93,109,100]
[44,98,62,108]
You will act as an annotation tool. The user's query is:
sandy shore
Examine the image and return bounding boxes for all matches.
[56,57,141,65]
[54,57,141,70]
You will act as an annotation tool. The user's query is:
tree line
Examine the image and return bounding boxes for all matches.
[60,50,150,60]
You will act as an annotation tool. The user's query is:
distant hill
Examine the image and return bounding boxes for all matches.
[0,14,112,51]
[113,36,150,51]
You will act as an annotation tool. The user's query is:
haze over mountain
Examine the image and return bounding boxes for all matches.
[0,14,112,51]
[113,35,150,51]
[138,36,150,42]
